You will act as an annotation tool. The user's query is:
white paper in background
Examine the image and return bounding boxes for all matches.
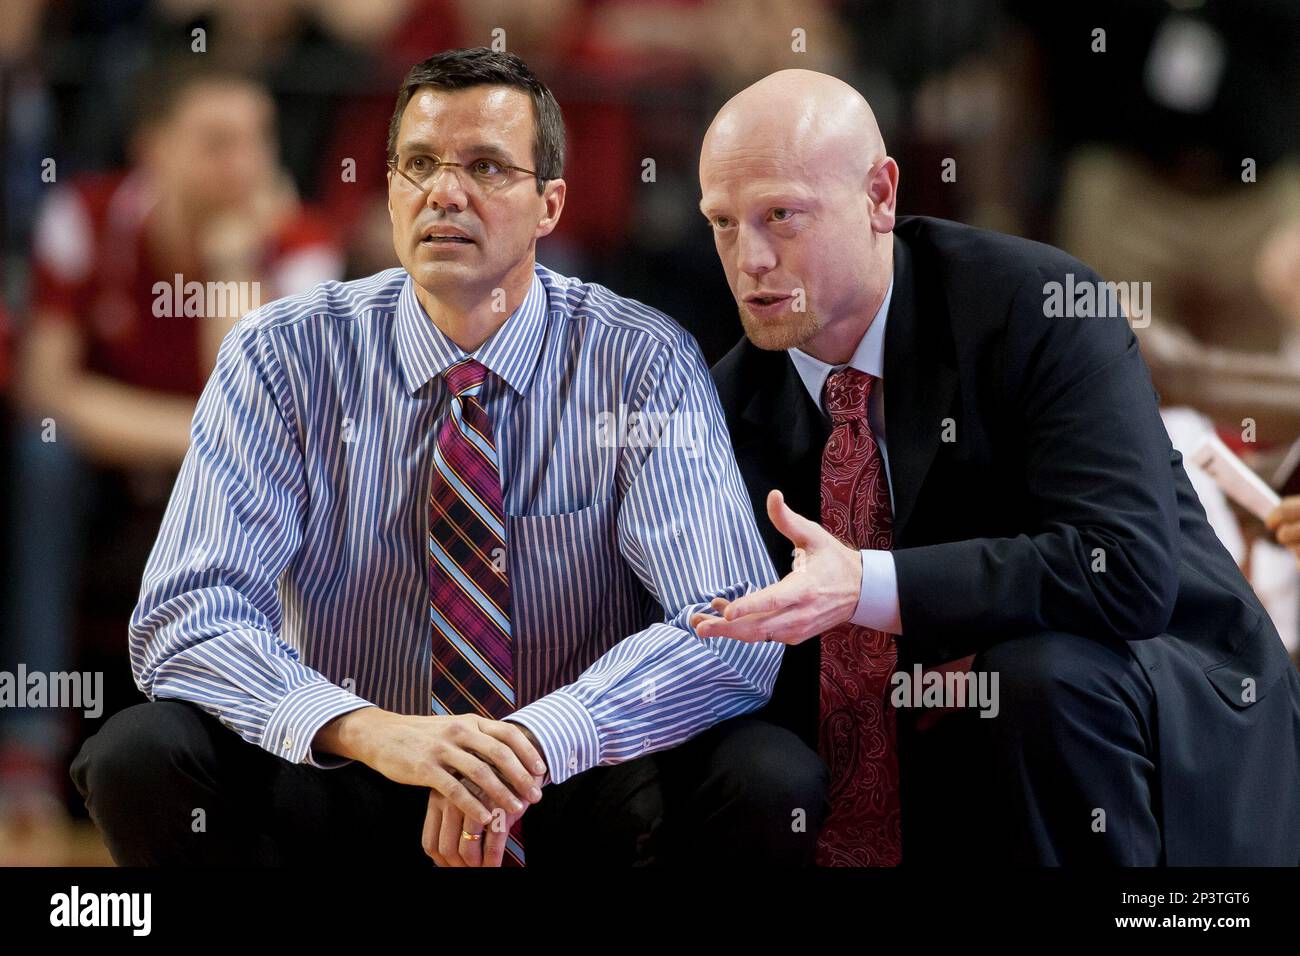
[1250,538,1300,655]
[1161,407,1299,654]
[1188,430,1281,521]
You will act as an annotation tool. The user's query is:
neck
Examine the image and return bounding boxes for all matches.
[798,244,893,365]
[800,313,871,366]
[415,255,536,352]
[800,287,886,366]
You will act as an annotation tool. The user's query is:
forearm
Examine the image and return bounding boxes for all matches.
[313,705,387,763]
[892,528,1179,663]
[507,617,781,786]
[511,330,781,782]
[55,373,195,468]
[1162,371,1300,446]
[134,607,375,768]
[1140,328,1300,443]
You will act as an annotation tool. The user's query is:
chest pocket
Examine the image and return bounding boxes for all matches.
[505,497,626,702]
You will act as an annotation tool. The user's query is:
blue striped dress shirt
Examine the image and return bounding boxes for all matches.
[128,261,782,786]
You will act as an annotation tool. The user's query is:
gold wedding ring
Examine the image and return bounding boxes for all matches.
[460,830,483,842]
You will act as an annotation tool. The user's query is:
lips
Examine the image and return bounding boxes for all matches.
[419,227,474,245]
[741,291,794,320]
[745,293,789,306]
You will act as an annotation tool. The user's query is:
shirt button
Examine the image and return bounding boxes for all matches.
[283,737,293,751]
[642,737,651,751]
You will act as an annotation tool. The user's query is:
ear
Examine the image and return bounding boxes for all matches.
[867,157,899,234]
[535,178,566,240]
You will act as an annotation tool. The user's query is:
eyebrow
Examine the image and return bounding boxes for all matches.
[699,193,815,218]
[396,140,518,164]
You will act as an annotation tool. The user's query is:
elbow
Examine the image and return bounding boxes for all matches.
[1107,552,1178,641]
[709,636,781,709]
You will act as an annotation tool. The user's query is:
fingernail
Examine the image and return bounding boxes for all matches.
[530,787,542,801]
[513,799,524,811]
[534,762,545,774]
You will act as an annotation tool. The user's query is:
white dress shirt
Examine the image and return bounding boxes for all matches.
[788,279,902,634]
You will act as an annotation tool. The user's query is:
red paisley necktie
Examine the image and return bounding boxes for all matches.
[815,367,902,867]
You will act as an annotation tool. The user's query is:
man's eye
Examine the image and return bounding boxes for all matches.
[408,156,431,171]
[472,158,503,176]
[770,208,794,222]
[712,217,733,229]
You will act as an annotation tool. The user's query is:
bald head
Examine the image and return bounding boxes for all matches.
[699,70,899,361]
[701,70,885,185]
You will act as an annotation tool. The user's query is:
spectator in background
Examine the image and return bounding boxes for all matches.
[0,59,341,833]
[1000,2,1300,661]
[1009,0,1300,447]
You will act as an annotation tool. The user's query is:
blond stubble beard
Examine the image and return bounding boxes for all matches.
[737,302,823,352]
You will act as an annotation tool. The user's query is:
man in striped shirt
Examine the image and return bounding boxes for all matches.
[71,48,829,866]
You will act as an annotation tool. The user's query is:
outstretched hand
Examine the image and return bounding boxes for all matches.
[690,490,862,645]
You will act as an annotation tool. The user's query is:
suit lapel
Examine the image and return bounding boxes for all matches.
[727,342,828,573]
[883,233,958,543]
[737,347,825,472]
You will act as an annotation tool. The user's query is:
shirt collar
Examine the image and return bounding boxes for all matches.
[788,277,893,415]
[394,264,549,397]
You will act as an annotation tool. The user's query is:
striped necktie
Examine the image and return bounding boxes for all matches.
[427,357,525,865]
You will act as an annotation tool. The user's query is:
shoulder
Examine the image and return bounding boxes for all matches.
[536,263,700,358]
[238,267,408,337]
[897,215,1099,303]
[221,268,408,379]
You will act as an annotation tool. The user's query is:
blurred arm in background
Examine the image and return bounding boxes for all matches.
[17,64,340,470]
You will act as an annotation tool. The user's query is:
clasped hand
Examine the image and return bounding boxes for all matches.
[348,710,545,866]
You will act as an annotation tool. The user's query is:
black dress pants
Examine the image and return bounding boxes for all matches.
[70,700,830,866]
[900,629,1162,866]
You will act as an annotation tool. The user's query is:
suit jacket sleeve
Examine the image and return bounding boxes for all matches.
[891,264,1182,661]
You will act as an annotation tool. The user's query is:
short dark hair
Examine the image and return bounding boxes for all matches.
[386,48,565,195]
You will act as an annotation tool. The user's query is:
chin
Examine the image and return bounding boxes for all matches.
[410,257,472,285]
[738,306,820,351]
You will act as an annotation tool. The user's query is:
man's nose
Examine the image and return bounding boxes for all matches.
[424,166,470,214]
[737,225,777,276]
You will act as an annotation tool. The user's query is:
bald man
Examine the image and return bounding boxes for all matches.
[693,70,1300,866]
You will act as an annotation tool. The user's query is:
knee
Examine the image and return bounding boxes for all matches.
[703,718,830,824]
[973,630,1144,724]
[71,700,211,807]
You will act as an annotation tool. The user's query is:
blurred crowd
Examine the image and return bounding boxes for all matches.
[1,0,1299,857]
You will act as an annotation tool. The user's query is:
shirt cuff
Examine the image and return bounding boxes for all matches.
[263,680,375,769]
[851,549,903,635]
[507,689,601,786]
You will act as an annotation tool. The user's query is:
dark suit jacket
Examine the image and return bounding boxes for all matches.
[711,215,1300,865]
